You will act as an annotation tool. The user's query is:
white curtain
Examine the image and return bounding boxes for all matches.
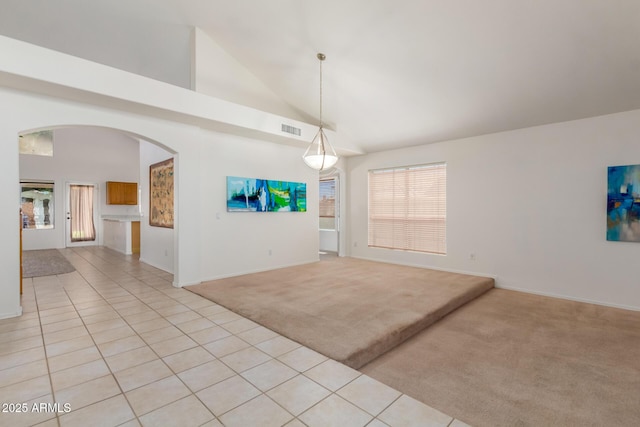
[70,185,96,242]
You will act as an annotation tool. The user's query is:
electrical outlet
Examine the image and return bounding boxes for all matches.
[469,253,476,261]
[353,241,358,247]
[268,249,272,256]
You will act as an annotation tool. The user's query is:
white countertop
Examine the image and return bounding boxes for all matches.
[102,215,142,222]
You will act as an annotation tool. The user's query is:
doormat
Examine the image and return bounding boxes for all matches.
[22,249,76,278]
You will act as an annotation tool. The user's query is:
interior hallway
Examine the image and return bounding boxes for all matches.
[0,247,468,427]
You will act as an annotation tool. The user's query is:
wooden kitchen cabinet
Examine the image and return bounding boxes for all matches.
[106,181,138,205]
[131,221,140,254]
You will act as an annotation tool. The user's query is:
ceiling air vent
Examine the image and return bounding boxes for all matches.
[281,124,301,136]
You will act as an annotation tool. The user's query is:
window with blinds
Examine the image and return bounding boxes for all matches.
[368,163,446,254]
[319,178,336,230]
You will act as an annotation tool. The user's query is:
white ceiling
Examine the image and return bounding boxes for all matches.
[2,0,640,154]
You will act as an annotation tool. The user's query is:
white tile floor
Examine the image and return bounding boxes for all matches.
[0,247,471,427]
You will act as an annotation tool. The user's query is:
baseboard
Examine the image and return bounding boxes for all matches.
[0,306,23,320]
[496,284,640,312]
[198,258,320,283]
[138,257,173,275]
[350,255,498,281]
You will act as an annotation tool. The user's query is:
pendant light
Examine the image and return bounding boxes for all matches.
[303,53,338,170]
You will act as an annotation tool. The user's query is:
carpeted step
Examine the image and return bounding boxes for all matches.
[187,257,494,369]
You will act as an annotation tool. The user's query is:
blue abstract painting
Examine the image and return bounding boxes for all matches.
[607,164,640,242]
[227,176,307,212]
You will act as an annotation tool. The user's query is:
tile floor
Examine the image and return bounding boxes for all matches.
[1,247,471,427]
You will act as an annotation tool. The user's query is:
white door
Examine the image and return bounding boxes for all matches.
[66,182,99,247]
[319,176,339,253]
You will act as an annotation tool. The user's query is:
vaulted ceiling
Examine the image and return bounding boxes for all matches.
[2,0,640,154]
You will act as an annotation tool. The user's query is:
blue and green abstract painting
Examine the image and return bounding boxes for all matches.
[607,164,640,242]
[227,176,306,212]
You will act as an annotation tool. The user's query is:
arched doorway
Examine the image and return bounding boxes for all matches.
[18,125,176,276]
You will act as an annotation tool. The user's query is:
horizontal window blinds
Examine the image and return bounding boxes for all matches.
[368,163,446,254]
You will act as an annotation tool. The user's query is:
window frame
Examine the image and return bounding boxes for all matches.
[319,177,337,231]
[19,130,54,157]
[20,181,55,230]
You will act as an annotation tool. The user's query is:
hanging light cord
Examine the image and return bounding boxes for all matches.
[318,53,325,130]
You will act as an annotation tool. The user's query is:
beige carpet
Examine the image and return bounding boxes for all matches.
[187,256,494,368]
[22,249,76,278]
[361,288,640,427]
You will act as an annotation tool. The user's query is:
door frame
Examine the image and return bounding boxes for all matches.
[319,172,342,255]
[65,181,100,247]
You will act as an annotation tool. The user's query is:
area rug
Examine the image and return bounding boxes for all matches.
[187,256,494,369]
[361,288,640,427]
[22,249,76,278]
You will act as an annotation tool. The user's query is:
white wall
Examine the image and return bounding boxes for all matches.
[319,230,339,253]
[139,140,175,273]
[0,120,21,319]
[348,109,640,311]
[197,131,319,280]
[20,127,139,250]
[103,220,132,255]
[140,128,321,280]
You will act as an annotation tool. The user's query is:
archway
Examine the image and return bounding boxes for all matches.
[18,125,177,278]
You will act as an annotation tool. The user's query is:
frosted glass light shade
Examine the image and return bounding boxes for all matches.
[303,154,338,170]
[303,128,338,170]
